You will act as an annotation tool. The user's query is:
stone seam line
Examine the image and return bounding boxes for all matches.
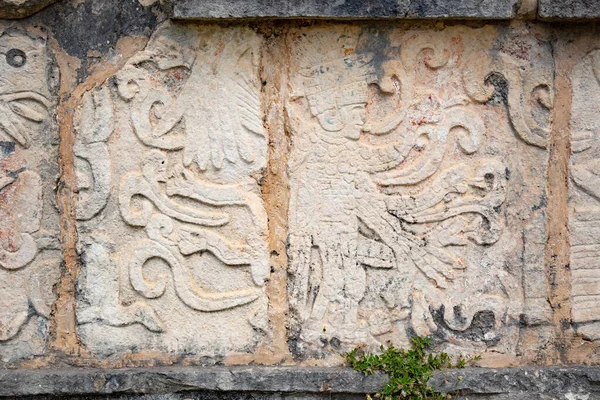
[546,25,573,363]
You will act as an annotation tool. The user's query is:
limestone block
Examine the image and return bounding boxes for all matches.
[539,0,600,19]
[286,24,553,359]
[0,0,57,19]
[74,22,269,358]
[0,26,60,363]
[173,0,521,19]
[569,48,600,340]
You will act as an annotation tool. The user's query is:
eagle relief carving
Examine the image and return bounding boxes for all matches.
[75,23,269,357]
[569,48,600,341]
[286,25,552,358]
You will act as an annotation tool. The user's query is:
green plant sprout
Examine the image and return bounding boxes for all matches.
[346,337,481,400]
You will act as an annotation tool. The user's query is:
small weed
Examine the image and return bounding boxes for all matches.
[345,337,480,400]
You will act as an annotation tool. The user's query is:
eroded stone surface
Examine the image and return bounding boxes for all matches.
[75,22,269,358]
[0,0,57,19]
[3,365,600,399]
[569,48,600,340]
[539,0,600,19]
[0,25,60,363]
[173,0,521,19]
[286,24,553,359]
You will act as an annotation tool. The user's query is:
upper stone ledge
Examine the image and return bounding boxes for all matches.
[0,0,57,19]
[172,0,521,20]
[539,0,600,20]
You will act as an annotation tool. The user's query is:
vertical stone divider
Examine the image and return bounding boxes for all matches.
[259,23,293,363]
[49,39,84,356]
[546,26,573,362]
[48,37,149,359]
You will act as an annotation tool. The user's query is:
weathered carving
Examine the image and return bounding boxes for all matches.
[0,27,60,362]
[76,23,268,357]
[77,240,164,333]
[461,48,554,149]
[569,49,600,340]
[119,153,264,311]
[74,86,114,221]
[287,26,549,357]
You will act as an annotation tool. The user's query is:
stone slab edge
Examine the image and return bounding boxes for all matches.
[172,0,521,19]
[171,0,600,20]
[0,366,387,397]
[538,0,600,19]
[3,366,600,397]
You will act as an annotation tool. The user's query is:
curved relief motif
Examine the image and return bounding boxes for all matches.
[462,51,554,149]
[77,241,164,333]
[373,106,484,186]
[74,86,114,221]
[400,32,451,71]
[129,237,260,312]
[118,150,266,310]
[0,169,41,270]
[571,50,600,200]
[0,28,59,346]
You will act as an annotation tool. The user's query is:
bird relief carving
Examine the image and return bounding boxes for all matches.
[76,24,268,337]
[568,48,600,340]
[286,26,551,355]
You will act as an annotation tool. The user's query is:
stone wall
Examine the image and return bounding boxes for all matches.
[1,0,600,398]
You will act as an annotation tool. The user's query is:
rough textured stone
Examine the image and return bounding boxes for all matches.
[432,366,600,399]
[0,0,57,19]
[3,366,600,399]
[50,394,368,400]
[0,24,61,364]
[286,23,552,361]
[74,21,270,359]
[34,0,163,81]
[0,366,386,397]
[539,0,600,20]
[173,0,521,19]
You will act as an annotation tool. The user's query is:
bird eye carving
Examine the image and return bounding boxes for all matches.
[6,49,26,68]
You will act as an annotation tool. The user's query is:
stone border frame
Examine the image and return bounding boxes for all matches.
[171,0,600,21]
[2,366,600,398]
[5,0,600,21]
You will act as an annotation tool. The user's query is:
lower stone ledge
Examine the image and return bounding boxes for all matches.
[1,365,600,399]
[0,366,386,397]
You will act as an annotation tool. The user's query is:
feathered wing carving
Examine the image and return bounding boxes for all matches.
[183,46,265,171]
[121,40,265,172]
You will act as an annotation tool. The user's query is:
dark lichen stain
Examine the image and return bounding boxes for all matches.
[431,306,501,346]
[485,72,509,106]
[0,141,15,160]
[34,0,168,82]
[532,195,547,212]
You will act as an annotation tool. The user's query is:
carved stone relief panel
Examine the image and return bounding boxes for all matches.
[0,25,60,363]
[286,24,552,359]
[569,49,600,340]
[75,22,269,358]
